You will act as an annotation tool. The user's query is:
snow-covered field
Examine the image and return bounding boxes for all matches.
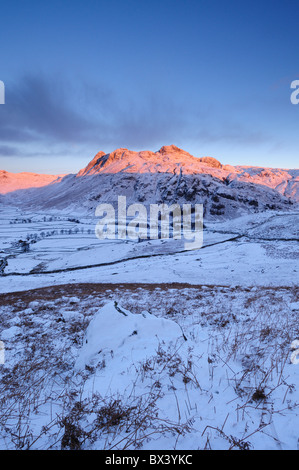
[0,202,298,450]
[0,205,298,291]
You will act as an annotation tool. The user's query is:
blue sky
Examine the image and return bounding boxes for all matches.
[0,0,298,173]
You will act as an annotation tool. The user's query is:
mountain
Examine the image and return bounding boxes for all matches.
[76,145,225,177]
[0,170,63,194]
[1,145,298,219]
[234,165,299,201]
[75,145,299,201]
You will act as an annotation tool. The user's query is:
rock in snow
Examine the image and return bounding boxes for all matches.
[75,301,185,370]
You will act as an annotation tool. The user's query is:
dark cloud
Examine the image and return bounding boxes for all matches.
[0,75,198,155]
[0,76,93,144]
[0,74,272,158]
[0,145,21,157]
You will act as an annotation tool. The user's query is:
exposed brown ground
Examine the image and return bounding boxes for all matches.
[0,282,296,308]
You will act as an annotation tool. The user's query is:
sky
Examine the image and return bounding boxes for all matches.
[0,0,298,174]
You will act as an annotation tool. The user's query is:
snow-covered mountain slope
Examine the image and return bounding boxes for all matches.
[75,145,299,202]
[1,145,298,220]
[234,165,299,201]
[0,170,63,194]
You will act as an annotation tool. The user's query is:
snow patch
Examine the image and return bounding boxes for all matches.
[1,326,22,341]
[75,301,184,370]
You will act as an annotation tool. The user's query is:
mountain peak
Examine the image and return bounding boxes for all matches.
[158,144,186,155]
[198,156,222,168]
[77,145,216,177]
[77,151,106,177]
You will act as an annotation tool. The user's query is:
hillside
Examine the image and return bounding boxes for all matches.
[0,170,63,194]
[1,145,297,220]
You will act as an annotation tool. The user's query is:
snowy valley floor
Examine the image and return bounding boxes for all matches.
[0,206,298,450]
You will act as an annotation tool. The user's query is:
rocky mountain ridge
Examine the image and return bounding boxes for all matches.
[1,145,298,219]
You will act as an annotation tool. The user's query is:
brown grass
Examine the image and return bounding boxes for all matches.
[1,282,297,308]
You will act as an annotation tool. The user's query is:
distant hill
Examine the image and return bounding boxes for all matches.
[0,170,64,194]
